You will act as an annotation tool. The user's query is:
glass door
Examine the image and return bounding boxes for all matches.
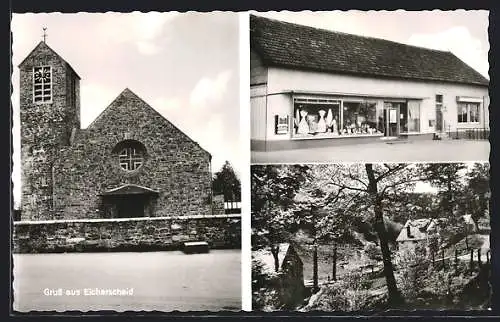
[383,102,400,137]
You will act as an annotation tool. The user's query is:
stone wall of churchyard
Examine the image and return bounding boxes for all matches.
[48,88,212,221]
[12,215,241,253]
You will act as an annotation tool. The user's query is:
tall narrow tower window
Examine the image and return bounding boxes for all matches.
[33,66,52,103]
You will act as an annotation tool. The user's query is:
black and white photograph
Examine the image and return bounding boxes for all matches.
[251,162,491,311]
[11,12,242,312]
[250,11,490,163]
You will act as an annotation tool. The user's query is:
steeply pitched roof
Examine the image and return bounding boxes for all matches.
[87,88,211,157]
[250,15,489,87]
[19,41,81,79]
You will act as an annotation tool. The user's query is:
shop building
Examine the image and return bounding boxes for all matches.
[250,15,489,151]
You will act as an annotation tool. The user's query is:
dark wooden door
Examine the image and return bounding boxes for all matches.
[116,196,145,218]
[436,106,443,132]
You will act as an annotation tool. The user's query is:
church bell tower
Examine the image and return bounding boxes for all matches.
[18,35,81,220]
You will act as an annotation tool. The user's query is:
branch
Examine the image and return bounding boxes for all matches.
[347,167,369,188]
[380,177,428,196]
[329,180,368,193]
[375,164,407,183]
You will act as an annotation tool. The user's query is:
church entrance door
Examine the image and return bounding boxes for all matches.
[100,184,159,219]
[115,195,146,218]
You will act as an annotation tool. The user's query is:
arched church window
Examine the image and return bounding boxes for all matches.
[113,140,147,172]
[33,66,52,103]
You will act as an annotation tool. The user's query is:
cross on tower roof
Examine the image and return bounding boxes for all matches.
[42,27,47,42]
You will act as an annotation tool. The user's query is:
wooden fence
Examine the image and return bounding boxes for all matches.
[447,127,489,140]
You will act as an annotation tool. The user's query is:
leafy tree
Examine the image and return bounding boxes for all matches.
[461,163,490,231]
[317,163,427,307]
[212,161,241,201]
[292,167,350,290]
[420,163,467,219]
[251,164,309,272]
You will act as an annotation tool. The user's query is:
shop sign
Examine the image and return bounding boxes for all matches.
[275,115,289,134]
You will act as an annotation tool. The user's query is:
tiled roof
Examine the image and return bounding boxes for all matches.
[250,15,489,86]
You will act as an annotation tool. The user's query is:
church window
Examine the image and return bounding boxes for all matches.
[118,147,144,171]
[112,139,148,172]
[33,66,52,103]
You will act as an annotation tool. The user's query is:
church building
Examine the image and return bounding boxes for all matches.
[19,41,214,221]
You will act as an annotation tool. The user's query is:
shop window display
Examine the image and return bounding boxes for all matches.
[458,102,479,124]
[293,98,382,138]
[342,102,379,135]
[293,99,341,136]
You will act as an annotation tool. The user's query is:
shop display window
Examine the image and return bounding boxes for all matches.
[293,97,382,138]
[458,102,479,124]
[342,102,379,135]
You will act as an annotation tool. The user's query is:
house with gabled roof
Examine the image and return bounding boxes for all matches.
[250,15,489,151]
[18,40,214,221]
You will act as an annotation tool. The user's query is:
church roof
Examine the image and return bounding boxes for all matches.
[87,88,211,157]
[250,15,489,87]
[18,41,81,79]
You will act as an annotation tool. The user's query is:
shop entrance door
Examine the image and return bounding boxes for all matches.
[383,104,400,137]
[436,106,443,132]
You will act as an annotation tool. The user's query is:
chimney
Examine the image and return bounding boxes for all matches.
[407,225,412,238]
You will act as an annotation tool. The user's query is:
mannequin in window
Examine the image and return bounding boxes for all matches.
[317,110,327,133]
[298,110,310,134]
[326,109,333,132]
[307,114,318,133]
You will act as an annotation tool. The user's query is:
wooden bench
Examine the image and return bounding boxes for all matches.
[182,241,210,254]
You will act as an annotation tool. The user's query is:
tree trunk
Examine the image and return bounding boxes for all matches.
[470,248,474,272]
[442,248,445,270]
[454,248,458,272]
[312,208,319,293]
[313,244,319,293]
[332,246,337,281]
[447,173,453,218]
[473,218,479,233]
[478,249,482,267]
[270,244,280,273]
[365,164,404,308]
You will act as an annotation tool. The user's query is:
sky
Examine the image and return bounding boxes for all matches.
[11,12,241,207]
[252,10,489,79]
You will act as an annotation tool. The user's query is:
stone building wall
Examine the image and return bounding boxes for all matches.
[19,42,80,221]
[50,88,213,220]
[13,215,241,253]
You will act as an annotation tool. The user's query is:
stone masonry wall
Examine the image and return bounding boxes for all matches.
[19,42,80,221]
[51,88,212,220]
[12,215,241,253]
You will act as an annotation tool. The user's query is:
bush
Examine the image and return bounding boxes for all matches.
[395,245,430,300]
[308,271,373,311]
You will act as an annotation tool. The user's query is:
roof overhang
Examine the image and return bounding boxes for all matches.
[282,90,428,101]
[99,184,159,196]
